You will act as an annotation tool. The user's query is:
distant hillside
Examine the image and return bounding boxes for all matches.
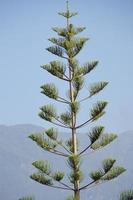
[0,124,132,200]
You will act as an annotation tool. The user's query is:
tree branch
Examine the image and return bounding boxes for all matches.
[79,95,90,103]
[75,118,92,129]
[79,168,109,190]
[63,73,70,81]
[57,141,72,154]
[82,148,103,158]
[56,99,68,104]
[44,148,69,157]
[58,96,70,104]
[46,184,73,190]
[53,149,69,157]
[58,181,74,190]
[86,180,108,190]
[79,144,91,155]
[45,172,74,191]
[45,134,71,154]
[61,55,68,60]
[49,120,71,129]
[80,180,108,191]
[54,117,71,129]
[79,180,95,190]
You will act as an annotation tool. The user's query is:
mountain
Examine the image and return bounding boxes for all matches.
[0,124,132,200]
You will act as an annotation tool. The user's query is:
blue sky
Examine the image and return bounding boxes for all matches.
[0,0,133,133]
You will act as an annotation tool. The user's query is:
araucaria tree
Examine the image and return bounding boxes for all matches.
[29,1,126,200]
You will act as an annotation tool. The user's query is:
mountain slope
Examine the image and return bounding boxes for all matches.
[0,124,132,200]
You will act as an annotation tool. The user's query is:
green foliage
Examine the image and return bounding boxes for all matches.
[88,126,105,144]
[66,196,79,200]
[58,10,78,19]
[68,154,81,169]
[30,172,53,185]
[90,158,125,182]
[60,111,72,125]
[41,61,66,80]
[89,82,108,97]
[101,166,126,180]
[73,75,84,90]
[39,104,57,121]
[46,46,65,58]
[67,24,86,36]
[67,38,89,57]
[70,101,80,114]
[45,128,58,140]
[120,190,133,200]
[29,133,57,150]
[66,138,79,152]
[90,170,104,181]
[48,37,88,55]
[73,76,84,99]
[32,160,51,175]
[30,2,126,199]
[90,101,108,121]
[52,171,65,181]
[48,37,66,48]
[52,25,85,38]
[40,83,58,99]
[102,158,116,173]
[58,11,78,18]
[18,197,35,200]
[91,133,117,150]
[70,59,79,71]
[65,138,73,152]
[69,169,84,183]
[68,24,86,36]
[52,27,68,37]
[75,61,98,76]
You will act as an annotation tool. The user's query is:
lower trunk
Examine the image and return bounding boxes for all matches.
[73,130,80,200]
[74,189,80,200]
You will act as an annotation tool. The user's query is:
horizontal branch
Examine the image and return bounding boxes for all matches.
[57,181,74,191]
[56,99,68,104]
[58,96,70,104]
[46,184,72,190]
[54,117,71,129]
[79,180,95,190]
[44,148,69,157]
[45,134,71,154]
[79,144,91,155]
[57,141,71,154]
[46,173,74,191]
[75,118,92,129]
[80,180,108,191]
[79,165,110,190]
[52,149,69,157]
[63,74,70,81]
[49,120,71,129]
[79,95,90,103]
[60,55,68,60]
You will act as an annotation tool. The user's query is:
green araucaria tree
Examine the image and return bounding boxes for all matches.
[29,1,126,200]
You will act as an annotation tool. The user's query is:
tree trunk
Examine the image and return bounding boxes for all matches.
[69,64,80,200]
[67,2,80,198]
[74,189,80,200]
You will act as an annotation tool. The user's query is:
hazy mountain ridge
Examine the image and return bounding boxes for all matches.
[0,124,132,200]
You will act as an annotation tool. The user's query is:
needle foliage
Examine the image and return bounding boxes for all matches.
[27,1,126,200]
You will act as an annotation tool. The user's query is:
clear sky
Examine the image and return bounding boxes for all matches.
[0,0,133,133]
